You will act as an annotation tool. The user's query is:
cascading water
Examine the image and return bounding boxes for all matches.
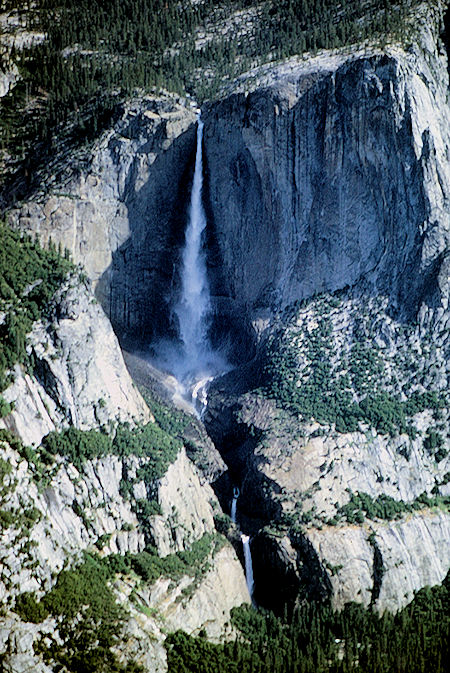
[231,486,239,524]
[242,535,255,600]
[155,114,228,414]
[175,115,211,373]
[230,487,255,602]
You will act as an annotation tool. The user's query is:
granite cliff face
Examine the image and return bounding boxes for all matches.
[0,273,249,672]
[9,94,197,342]
[202,12,449,329]
[205,287,449,613]
[201,12,450,613]
[0,435,249,672]
[0,274,150,447]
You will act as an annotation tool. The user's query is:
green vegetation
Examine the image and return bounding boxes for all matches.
[166,571,450,672]
[0,456,12,482]
[41,427,111,469]
[13,535,222,670]
[424,429,447,462]
[104,532,224,585]
[40,421,182,539]
[0,221,72,391]
[0,396,13,418]
[41,421,181,477]
[14,552,142,672]
[337,490,450,524]
[0,428,56,491]
[260,294,447,437]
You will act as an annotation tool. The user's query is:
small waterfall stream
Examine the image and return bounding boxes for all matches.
[230,487,255,602]
[242,535,255,599]
[231,487,239,524]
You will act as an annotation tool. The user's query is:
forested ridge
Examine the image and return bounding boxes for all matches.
[0,0,431,203]
[166,573,450,673]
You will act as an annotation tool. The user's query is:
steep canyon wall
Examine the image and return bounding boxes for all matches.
[4,8,449,618]
[9,95,197,343]
[202,28,449,329]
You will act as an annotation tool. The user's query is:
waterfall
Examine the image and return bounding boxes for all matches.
[151,113,229,415]
[241,534,255,600]
[175,115,211,373]
[230,487,255,601]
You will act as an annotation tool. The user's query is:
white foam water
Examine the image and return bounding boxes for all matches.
[241,534,255,600]
[175,115,211,373]
[152,114,229,415]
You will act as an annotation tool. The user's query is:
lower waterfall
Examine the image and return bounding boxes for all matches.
[241,535,255,600]
[230,487,255,602]
[231,487,239,524]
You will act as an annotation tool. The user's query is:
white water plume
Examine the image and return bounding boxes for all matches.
[175,115,211,372]
[242,534,255,600]
[152,115,229,415]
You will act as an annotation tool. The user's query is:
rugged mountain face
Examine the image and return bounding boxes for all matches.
[0,272,249,671]
[0,433,249,671]
[1,1,449,660]
[9,94,197,343]
[0,274,150,446]
[201,10,450,614]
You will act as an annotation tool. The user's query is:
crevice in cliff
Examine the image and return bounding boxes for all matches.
[369,533,385,606]
[250,528,332,614]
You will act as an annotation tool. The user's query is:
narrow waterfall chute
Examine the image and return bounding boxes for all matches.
[241,534,255,600]
[175,115,210,370]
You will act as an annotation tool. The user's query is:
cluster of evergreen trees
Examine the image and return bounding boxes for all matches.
[0,0,427,196]
[166,574,449,672]
[0,220,72,395]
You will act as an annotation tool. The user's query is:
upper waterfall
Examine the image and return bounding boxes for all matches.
[153,114,229,414]
[175,116,211,370]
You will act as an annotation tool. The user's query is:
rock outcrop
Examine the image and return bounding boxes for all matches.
[0,261,248,671]
[0,274,150,446]
[9,94,198,341]
[194,6,450,614]
[205,288,449,613]
[0,426,249,671]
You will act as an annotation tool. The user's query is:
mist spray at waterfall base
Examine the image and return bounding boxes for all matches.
[151,115,229,416]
